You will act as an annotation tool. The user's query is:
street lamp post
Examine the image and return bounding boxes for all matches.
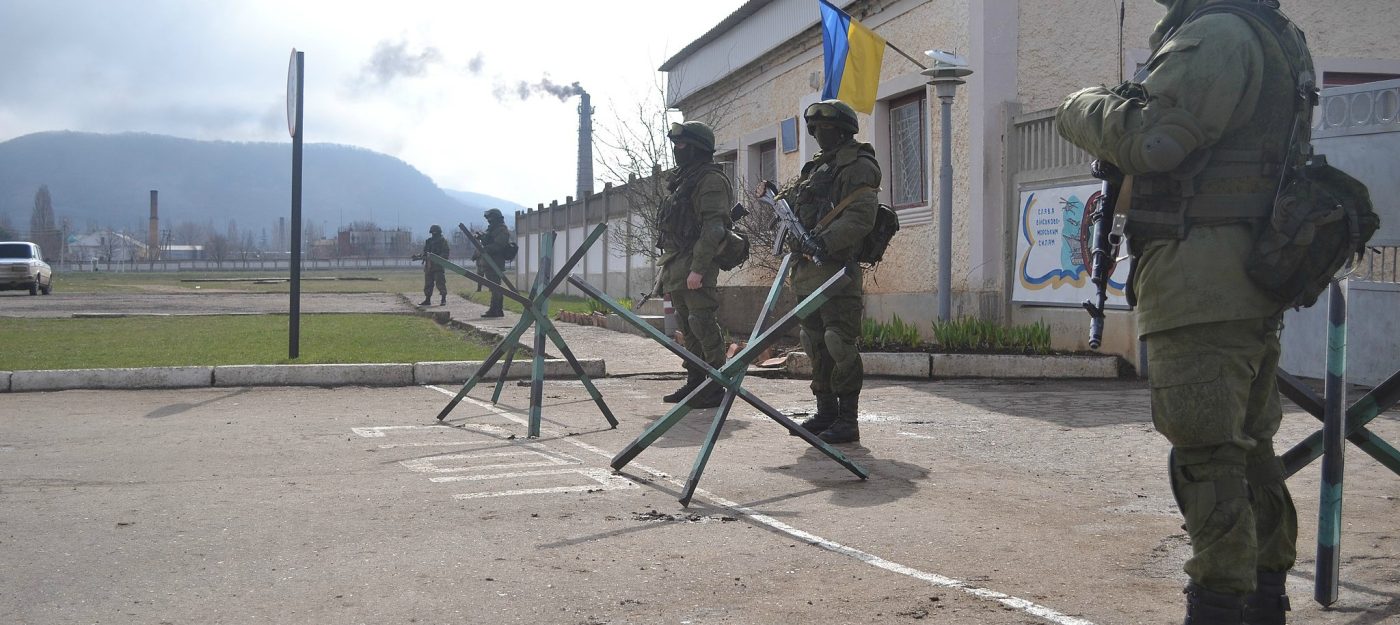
[921,50,973,322]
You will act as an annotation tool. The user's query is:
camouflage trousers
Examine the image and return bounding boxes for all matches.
[798,295,863,396]
[1145,317,1298,595]
[482,265,504,313]
[671,286,725,368]
[422,267,446,298]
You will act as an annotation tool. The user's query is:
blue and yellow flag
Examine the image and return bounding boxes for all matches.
[818,0,886,114]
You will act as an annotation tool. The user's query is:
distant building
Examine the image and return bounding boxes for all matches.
[69,230,148,262]
[336,226,413,257]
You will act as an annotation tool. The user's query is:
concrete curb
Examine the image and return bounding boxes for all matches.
[415,359,606,385]
[10,366,215,392]
[214,364,415,388]
[785,351,1121,379]
[1,360,606,393]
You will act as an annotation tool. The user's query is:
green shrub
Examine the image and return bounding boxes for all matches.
[930,317,1051,354]
[858,314,923,351]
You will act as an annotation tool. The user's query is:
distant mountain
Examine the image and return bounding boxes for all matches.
[0,131,496,239]
[442,189,526,229]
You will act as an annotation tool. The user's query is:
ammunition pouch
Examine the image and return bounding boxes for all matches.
[1125,148,1278,240]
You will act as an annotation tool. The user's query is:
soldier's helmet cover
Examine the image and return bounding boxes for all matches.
[667,121,716,153]
[484,208,504,221]
[804,99,859,134]
[429,224,442,234]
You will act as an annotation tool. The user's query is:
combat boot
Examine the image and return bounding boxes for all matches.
[818,393,860,444]
[1184,583,1246,625]
[685,379,725,409]
[663,369,702,403]
[440,295,447,305]
[1244,571,1290,625]
[418,296,432,306]
[791,394,838,436]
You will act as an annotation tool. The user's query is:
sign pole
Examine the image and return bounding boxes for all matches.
[287,49,304,359]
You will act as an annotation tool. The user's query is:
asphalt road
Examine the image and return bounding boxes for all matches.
[2,376,1397,625]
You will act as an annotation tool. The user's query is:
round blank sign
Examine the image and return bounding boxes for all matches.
[287,49,300,137]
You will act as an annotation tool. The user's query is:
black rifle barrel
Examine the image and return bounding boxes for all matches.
[1082,160,1121,350]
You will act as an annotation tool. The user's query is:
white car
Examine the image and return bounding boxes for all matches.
[0,241,54,295]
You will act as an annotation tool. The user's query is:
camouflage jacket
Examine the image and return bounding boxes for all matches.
[1055,0,1304,333]
[657,161,734,293]
[782,138,880,297]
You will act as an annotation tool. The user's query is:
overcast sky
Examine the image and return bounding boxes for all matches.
[0,0,748,207]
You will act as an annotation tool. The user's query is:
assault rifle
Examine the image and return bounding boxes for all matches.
[1081,160,1129,350]
[757,182,824,265]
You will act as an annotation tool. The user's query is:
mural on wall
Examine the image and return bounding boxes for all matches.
[1013,183,1130,307]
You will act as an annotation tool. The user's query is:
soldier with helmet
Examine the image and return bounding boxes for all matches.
[778,99,879,445]
[1057,1,1312,622]
[477,208,514,318]
[656,120,735,409]
[418,224,450,306]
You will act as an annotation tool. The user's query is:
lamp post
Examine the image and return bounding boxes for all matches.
[921,49,973,322]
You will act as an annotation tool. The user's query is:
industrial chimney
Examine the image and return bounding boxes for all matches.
[576,90,594,201]
[148,190,160,261]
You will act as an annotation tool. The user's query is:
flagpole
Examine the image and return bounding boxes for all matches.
[885,41,927,70]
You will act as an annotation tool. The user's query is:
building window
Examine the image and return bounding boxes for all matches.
[717,151,739,198]
[758,141,777,186]
[888,92,927,209]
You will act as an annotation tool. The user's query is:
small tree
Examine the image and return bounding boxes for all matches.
[593,78,786,273]
[30,185,60,260]
[206,234,231,265]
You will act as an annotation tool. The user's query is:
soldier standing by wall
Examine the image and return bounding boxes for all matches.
[1057,1,1311,622]
[780,99,878,445]
[418,224,449,306]
[478,208,514,318]
[656,121,734,409]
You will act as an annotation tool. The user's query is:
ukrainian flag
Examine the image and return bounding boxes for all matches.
[818,0,886,114]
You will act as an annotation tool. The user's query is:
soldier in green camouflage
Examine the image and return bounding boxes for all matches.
[780,100,878,445]
[656,121,735,409]
[478,208,514,318]
[418,224,449,306]
[1057,1,1310,622]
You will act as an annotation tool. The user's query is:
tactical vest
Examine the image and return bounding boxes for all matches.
[1126,1,1313,240]
[792,144,879,254]
[658,162,726,252]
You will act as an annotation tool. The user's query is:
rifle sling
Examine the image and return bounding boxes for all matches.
[814,186,879,232]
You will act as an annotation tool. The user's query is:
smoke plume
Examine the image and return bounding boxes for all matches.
[494,77,585,102]
[360,40,443,86]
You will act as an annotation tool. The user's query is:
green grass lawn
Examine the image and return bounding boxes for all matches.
[459,289,599,316]
[0,313,493,370]
[55,268,428,294]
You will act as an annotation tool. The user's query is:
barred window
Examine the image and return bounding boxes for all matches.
[717,151,739,198]
[888,94,927,209]
[758,141,777,186]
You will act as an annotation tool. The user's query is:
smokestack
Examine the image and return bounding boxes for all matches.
[148,190,160,260]
[577,90,594,201]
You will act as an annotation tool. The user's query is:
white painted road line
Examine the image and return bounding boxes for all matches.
[399,450,575,474]
[425,385,1098,625]
[437,468,639,499]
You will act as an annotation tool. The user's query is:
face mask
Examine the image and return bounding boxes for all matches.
[813,125,845,151]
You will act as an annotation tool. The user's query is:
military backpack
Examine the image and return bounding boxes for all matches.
[1201,1,1380,308]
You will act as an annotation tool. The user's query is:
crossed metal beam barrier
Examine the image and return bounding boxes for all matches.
[569,255,868,507]
[1276,282,1400,606]
[427,224,617,437]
